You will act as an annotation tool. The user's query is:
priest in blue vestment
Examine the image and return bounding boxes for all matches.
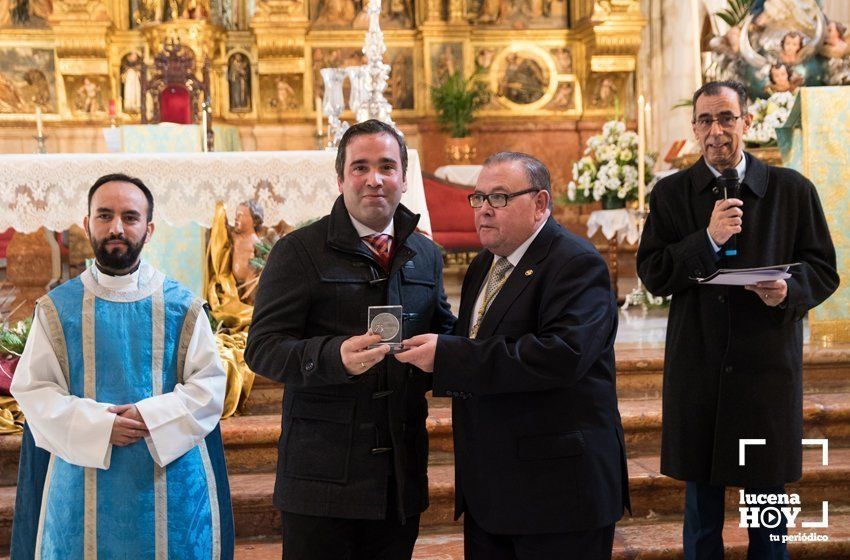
[10,173,234,559]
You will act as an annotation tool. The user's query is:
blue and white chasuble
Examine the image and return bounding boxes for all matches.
[11,264,234,559]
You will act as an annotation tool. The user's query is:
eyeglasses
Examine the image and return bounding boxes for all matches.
[692,114,744,132]
[468,187,541,208]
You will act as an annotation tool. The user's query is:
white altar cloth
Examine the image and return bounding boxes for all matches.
[0,150,431,235]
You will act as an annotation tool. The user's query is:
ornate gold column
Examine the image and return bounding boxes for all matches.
[425,0,442,24]
[448,0,464,24]
[250,0,308,57]
[571,0,646,119]
[49,0,113,57]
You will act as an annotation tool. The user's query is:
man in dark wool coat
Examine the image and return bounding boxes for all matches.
[637,80,839,560]
[245,119,455,560]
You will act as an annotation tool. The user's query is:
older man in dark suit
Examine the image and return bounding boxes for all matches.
[397,152,630,559]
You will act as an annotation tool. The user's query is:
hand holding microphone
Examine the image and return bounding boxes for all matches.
[708,169,742,251]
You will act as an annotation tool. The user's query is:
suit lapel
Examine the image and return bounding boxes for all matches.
[456,251,493,336]
[475,219,558,339]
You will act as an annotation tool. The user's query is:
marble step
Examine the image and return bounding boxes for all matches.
[228,510,850,560]
[3,450,849,550]
[226,448,850,539]
[242,343,850,414]
[220,392,850,473]
[3,391,848,488]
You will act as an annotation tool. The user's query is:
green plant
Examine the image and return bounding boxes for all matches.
[0,318,32,357]
[715,0,755,28]
[249,240,272,271]
[430,70,490,138]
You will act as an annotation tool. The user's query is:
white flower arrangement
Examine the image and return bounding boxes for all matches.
[566,120,655,208]
[742,91,794,146]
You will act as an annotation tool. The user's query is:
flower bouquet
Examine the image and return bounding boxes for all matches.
[743,91,794,147]
[566,120,655,209]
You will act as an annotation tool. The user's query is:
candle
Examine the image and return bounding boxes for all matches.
[637,94,646,214]
[35,106,43,137]
[109,99,116,118]
[201,105,208,152]
[315,96,323,137]
[644,101,653,155]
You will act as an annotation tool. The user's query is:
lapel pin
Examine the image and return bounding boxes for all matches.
[524,269,534,277]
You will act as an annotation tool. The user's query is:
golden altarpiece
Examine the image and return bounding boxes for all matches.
[0,0,646,132]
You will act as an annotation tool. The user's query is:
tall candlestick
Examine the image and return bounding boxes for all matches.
[35,106,43,137]
[315,96,323,137]
[644,101,653,156]
[637,94,646,214]
[201,106,208,153]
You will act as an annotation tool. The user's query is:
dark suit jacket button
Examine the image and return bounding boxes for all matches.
[725,365,733,373]
[718,295,726,303]
[304,360,315,371]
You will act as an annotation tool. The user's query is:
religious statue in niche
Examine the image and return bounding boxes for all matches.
[588,74,618,109]
[550,47,573,73]
[432,43,463,83]
[387,50,414,109]
[73,77,106,114]
[181,0,207,19]
[0,0,52,28]
[228,53,252,112]
[0,47,55,113]
[314,0,356,26]
[265,75,301,112]
[351,0,412,28]
[544,81,573,110]
[121,51,143,114]
[475,48,497,71]
[470,0,563,28]
[497,52,548,105]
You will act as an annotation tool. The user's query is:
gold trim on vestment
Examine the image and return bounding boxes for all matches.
[152,287,168,560]
[82,291,97,559]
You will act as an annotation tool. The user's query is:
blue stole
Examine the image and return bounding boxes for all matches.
[11,264,234,560]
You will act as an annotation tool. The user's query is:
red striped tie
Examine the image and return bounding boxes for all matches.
[362,234,392,270]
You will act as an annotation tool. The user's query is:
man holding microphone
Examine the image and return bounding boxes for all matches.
[637,81,839,559]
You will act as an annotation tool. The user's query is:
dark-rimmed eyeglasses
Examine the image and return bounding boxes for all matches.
[692,114,744,132]
[468,187,541,208]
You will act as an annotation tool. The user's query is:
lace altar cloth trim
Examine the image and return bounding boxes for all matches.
[0,150,431,234]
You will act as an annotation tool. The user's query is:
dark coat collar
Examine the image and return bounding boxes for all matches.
[326,195,420,252]
[691,152,768,198]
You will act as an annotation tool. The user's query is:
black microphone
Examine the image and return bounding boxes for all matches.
[717,168,740,258]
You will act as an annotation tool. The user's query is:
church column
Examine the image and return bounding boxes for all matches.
[639,0,701,154]
[448,0,463,24]
[425,0,442,23]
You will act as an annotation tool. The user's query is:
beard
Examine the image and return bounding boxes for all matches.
[90,233,145,272]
